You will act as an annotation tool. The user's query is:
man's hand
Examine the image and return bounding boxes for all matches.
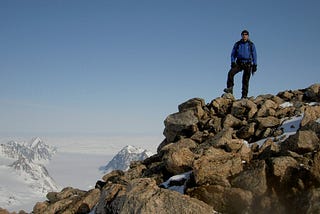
[252,64,257,75]
[231,62,237,68]
[252,64,257,72]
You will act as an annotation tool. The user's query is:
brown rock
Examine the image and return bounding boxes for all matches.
[311,151,320,183]
[178,98,206,119]
[301,106,320,127]
[236,122,256,139]
[210,96,234,117]
[256,99,278,117]
[193,147,243,186]
[256,116,281,129]
[187,185,253,213]
[231,99,258,120]
[223,114,246,129]
[164,110,199,142]
[161,139,197,174]
[304,83,320,102]
[281,130,319,154]
[99,178,215,214]
[271,156,298,183]
[231,160,267,196]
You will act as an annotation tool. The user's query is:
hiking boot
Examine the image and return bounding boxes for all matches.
[223,87,233,94]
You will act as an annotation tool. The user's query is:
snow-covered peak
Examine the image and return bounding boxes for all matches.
[9,156,60,193]
[120,145,153,156]
[27,137,43,148]
[101,145,154,173]
[1,138,57,163]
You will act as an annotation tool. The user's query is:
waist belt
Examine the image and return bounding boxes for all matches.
[237,59,252,63]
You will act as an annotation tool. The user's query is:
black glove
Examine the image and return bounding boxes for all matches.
[231,62,237,68]
[252,64,257,72]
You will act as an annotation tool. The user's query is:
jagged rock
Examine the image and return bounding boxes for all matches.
[231,160,267,196]
[206,128,233,148]
[46,187,86,203]
[209,96,234,117]
[187,185,253,214]
[95,183,126,214]
[301,106,320,127]
[281,130,319,154]
[203,116,222,134]
[124,161,147,180]
[97,178,214,214]
[278,90,294,101]
[164,110,199,142]
[304,83,320,102]
[223,114,246,129]
[178,98,206,119]
[256,116,281,129]
[256,99,278,117]
[301,121,320,137]
[33,187,99,214]
[0,209,28,214]
[236,122,256,139]
[190,130,211,143]
[231,99,258,120]
[161,138,197,174]
[275,105,296,118]
[271,156,298,184]
[157,139,170,153]
[258,138,280,159]
[304,188,320,213]
[102,170,125,184]
[311,151,320,183]
[193,147,243,186]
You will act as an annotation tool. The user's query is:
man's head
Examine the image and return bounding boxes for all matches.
[241,30,249,41]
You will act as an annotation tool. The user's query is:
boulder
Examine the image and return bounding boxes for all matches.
[193,147,243,186]
[34,188,99,214]
[187,185,253,214]
[98,178,215,214]
[223,114,246,129]
[256,116,281,129]
[178,98,206,119]
[304,188,320,213]
[303,83,320,102]
[231,160,267,196]
[256,99,278,117]
[236,122,256,139]
[164,110,199,142]
[311,151,320,183]
[161,138,197,174]
[301,106,320,127]
[231,99,258,120]
[281,130,319,154]
[210,96,234,117]
[258,139,280,159]
[271,156,298,184]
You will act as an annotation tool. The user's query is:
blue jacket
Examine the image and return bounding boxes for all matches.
[231,40,257,65]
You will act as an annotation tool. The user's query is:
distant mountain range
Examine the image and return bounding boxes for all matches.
[101,145,154,173]
[1,137,57,163]
[0,137,59,210]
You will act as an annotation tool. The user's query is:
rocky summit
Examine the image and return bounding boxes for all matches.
[14,84,320,214]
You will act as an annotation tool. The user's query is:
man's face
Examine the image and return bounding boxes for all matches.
[242,33,249,41]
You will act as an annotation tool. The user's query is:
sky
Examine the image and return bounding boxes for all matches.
[1,0,320,138]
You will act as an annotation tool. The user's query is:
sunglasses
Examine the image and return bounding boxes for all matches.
[242,33,248,36]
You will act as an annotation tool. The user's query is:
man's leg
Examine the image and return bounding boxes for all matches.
[241,67,251,98]
[225,65,242,93]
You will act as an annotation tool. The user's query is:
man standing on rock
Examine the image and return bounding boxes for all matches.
[224,30,257,99]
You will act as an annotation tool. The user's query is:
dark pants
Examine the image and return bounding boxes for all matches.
[227,63,252,98]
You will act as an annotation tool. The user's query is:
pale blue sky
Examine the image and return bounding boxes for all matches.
[1,0,319,136]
